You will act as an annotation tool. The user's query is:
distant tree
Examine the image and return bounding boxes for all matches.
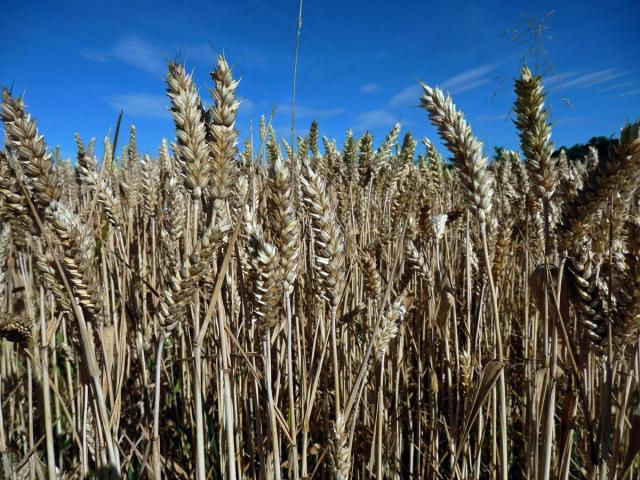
[493,146,506,160]
[554,136,619,162]
[489,135,618,166]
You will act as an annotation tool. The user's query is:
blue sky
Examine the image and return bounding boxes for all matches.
[2,0,639,161]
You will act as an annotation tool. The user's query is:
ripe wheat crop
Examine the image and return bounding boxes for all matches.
[1,56,639,479]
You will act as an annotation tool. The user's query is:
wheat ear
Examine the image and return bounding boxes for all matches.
[420,83,493,223]
[208,54,239,201]
[167,62,211,200]
[1,90,61,213]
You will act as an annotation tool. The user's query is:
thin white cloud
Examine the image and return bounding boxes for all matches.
[554,116,589,126]
[184,44,267,70]
[440,63,496,94]
[79,48,109,63]
[449,77,492,94]
[613,89,640,98]
[361,83,382,94]
[232,48,267,70]
[272,125,294,141]
[356,109,397,130]
[276,103,345,119]
[248,0,332,48]
[249,0,292,25]
[555,69,628,91]
[111,36,166,75]
[477,113,509,122]
[82,36,166,75]
[108,94,168,119]
[83,36,268,76]
[388,63,497,109]
[388,85,421,108]
[238,98,254,115]
[180,44,217,66]
[601,81,637,92]
[544,70,583,88]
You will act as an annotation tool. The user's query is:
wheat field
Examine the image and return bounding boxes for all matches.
[0,56,639,479]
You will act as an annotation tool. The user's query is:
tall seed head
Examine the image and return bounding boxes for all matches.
[1,90,61,213]
[208,54,239,200]
[167,62,211,200]
[419,83,493,223]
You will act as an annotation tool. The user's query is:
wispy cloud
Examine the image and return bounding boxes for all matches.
[238,98,255,115]
[108,94,168,118]
[183,44,267,71]
[81,36,269,76]
[554,116,590,126]
[613,89,640,98]
[601,81,637,92]
[249,0,293,25]
[554,69,628,91]
[369,63,499,135]
[111,36,166,75]
[388,63,498,109]
[356,109,397,130]
[360,83,382,94]
[440,63,496,94]
[248,0,333,49]
[545,70,583,88]
[388,85,422,108]
[449,77,492,94]
[79,48,109,63]
[81,36,166,75]
[276,103,345,120]
[477,113,509,122]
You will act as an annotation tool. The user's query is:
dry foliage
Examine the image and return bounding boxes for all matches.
[0,57,639,480]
